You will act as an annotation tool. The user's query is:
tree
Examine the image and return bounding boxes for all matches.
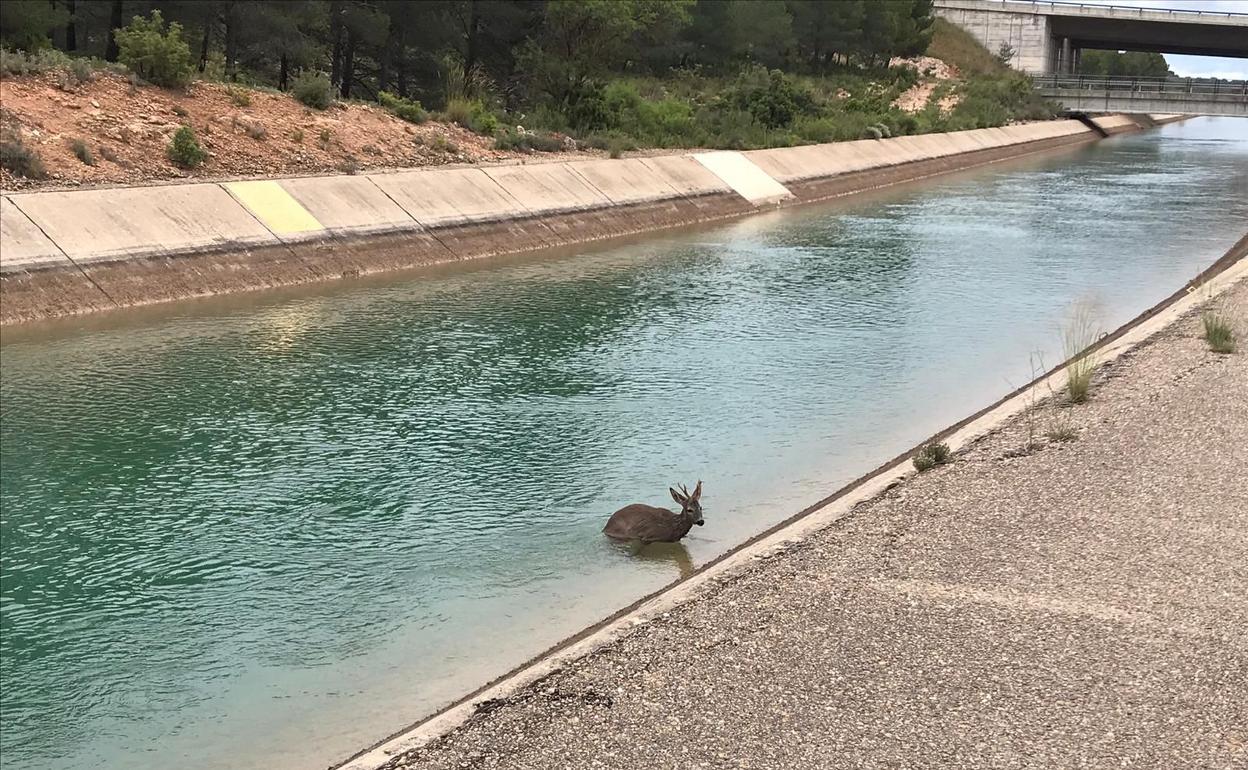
[0,0,70,50]
[788,0,864,71]
[517,0,692,106]
[115,9,194,87]
[1078,50,1172,78]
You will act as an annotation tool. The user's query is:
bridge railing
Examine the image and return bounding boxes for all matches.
[1033,75,1248,98]
[987,0,1248,20]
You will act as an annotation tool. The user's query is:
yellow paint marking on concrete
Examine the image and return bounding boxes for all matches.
[223,180,324,236]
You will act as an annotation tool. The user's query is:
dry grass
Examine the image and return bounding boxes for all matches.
[1061,300,1102,404]
[927,19,1009,77]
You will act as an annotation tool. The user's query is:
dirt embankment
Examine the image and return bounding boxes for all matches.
[890,55,962,115]
[0,71,589,192]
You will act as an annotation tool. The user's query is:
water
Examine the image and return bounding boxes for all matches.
[1,118,1245,770]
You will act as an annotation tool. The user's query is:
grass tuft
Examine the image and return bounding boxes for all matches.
[1061,300,1102,404]
[1201,307,1236,354]
[69,137,95,165]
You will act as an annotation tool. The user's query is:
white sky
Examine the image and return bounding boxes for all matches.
[1077,0,1248,78]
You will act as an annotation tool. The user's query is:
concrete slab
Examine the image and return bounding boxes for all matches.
[12,183,277,263]
[482,164,611,214]
[369,168,528,228]
[1,197,70,272]
[637,155,733,196]
[692,151,793,205]
[742,146,830,183]
[279,176,419,236]
[815,142,874,174]
[564,159,682,205]
[223,180,325,240]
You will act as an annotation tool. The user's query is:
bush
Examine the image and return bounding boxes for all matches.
[68,58,94,86]
[443,97,474,126]
[494,129,563,153]
[378,90,426,123]
[431,135,459,154]
[443,98,501,135]
[115,11,193,88]
[243,120,266,140]
[725,66,818,130]
[912,442,952,472]
[226,85,251,107]
[0,134,47,179]
[69,138,95,165]
[293,72,332,110]
[167,125,205,168]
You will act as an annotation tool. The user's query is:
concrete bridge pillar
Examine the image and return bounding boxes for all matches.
[1060,36,1072,74]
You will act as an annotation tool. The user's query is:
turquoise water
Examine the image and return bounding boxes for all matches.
[1,118,1245,770]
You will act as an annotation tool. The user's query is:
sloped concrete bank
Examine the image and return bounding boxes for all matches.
[0,114,1159,325]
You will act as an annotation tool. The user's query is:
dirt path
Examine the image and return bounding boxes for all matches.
[376,274,1248,770]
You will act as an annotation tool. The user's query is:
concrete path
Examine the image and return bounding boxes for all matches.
[380,277,1248,770]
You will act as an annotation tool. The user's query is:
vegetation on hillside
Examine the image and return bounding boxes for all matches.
[1,0,1058,166]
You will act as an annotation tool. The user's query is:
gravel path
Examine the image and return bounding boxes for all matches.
[382,279,1248,770]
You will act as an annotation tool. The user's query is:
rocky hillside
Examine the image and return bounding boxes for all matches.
[0,70,583,191]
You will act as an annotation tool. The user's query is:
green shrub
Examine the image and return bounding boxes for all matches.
[290,128,304,143]
[431,135,459,154]
[167,125,205,168]
[1202,308,1236,354]
[0,48,69,77]
[379,90,426,123]
[443,97,474,126]
[0,134,47,179]
[293,72,332,110]
[115,11,193,88]
[599,82,696,147]
[226,85,251,107]
[69,137,95,165]
[725,65,818,130]
[913,442,953,472]
[494,129,563,153]
[68,58,93,86]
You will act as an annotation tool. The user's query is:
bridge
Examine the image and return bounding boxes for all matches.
[934,0,1248,75]
[1034,75,1248,117]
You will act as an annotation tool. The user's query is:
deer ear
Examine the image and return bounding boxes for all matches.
[690,480,702,502]
[670,487,686,504]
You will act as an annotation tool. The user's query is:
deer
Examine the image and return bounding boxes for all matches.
[603,481,703,545]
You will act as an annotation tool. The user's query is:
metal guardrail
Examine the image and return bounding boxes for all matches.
[981,0,1248,19]
[1034,75,1248,98]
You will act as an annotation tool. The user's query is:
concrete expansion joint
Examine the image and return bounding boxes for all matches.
[6,195,120,308]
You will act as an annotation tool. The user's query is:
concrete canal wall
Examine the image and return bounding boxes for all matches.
[0,114,1158,324]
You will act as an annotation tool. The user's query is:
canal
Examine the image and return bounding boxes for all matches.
[1,117,1245,770]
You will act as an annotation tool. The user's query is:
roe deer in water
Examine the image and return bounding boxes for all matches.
[603,481,703,544]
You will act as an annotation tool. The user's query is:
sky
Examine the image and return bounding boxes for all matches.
[1077,0,1248,78]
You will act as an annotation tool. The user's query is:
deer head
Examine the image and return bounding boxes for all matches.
[669,480,704,526]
